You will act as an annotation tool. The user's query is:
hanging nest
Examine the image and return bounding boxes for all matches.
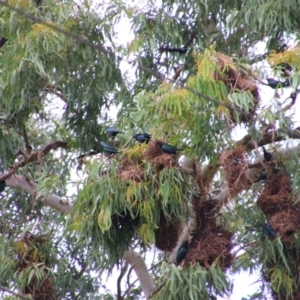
[219,147,252,196]
[269,210,300,244]
[257,172,293,216]
[15,232,55,300]
[213,52,260,123]
[155,212,182,252]
[183,195,233,269]
[184,226,233,270]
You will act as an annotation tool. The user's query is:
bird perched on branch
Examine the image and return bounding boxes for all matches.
[267,78,291,89]
[261,222,277,239]
[176,241,189,266]
[158,31,198,55]
[0,180,5,192]
[106,127,123,137]
[274,62,293,77]
[157,141,183,154]
[254,171,267,183]
[0,37,7,48]
[100,142,120,154]
[133,133,151,144]
[262,146,272,162]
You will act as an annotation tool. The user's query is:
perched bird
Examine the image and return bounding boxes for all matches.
[157,141,183,154]
[176,241,189,266]
[100,142,120,154]
[133,133,151,144]
[0,37,7,48]
[261,222,277,239]
[267,78,291,89]
[254,172,267,183]
[262,146,272,162]
[106,127,123,137]
[0,180,5,192]
[158,31,198,55]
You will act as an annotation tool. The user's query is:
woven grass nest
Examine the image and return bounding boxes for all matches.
[213,52,260,123]
[219,146,252,196]
[257,172,293,216]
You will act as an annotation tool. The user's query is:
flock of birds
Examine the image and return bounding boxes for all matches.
[101,127,183,155]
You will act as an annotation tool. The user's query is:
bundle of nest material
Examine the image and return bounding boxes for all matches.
[155,212,182,252]
[257,165,300,244]
[15,232,55,300]
[118,140,177,181]
[183,196,233,270]
[213,52,260,123]
[117,140,182,251]
[219,146,252,197]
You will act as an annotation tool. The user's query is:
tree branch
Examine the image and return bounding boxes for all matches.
[0,141,68,182]
[122,250,155,299]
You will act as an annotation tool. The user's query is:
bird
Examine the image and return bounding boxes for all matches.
[176,241,189,266]
[105,127,123,137]
[0,180,5,192]
[133,133,151,144]
[100,142,120,154]
[262,146,272,162]
[157,141,183,154]
[158,31,198,55]
[261,222,277,239]
[267,78,291,89]
[254,172,267,183]
[0,37,7,48]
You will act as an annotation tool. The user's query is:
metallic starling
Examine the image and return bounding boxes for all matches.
[254,172,267,183]
[133,133,151,144]
[157,141,182,154]
[100,142,120,154]
[176,241,189,266]
[261,222,277,239]
[106,127,124,137]
[262,146,272,162]
[0,180,5,192]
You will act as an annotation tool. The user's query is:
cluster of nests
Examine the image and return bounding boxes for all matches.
[116,140,182,251]
[212,52,260,123]
[257,164,300,245]
[219,145,300,244]
[15,232,55,300]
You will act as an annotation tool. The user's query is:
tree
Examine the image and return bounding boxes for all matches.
[1,0,300,299]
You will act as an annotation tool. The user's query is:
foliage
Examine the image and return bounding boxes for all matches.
[1,0,300,299]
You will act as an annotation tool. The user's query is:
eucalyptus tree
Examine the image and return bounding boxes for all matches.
[1,0,300,299]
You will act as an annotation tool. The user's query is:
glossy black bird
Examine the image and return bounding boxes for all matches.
[106,127,124,137]
[262,146,272,162]
[157,141,183,154]
[254,172,267,183]
[100,142,120,154]
[0,180,5,192]
[176,241,189,266]
[158,31,198,55]
[267,78,291,89]
[0,37,7,48]
[261,222,277,239]
[133,133,151,144]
